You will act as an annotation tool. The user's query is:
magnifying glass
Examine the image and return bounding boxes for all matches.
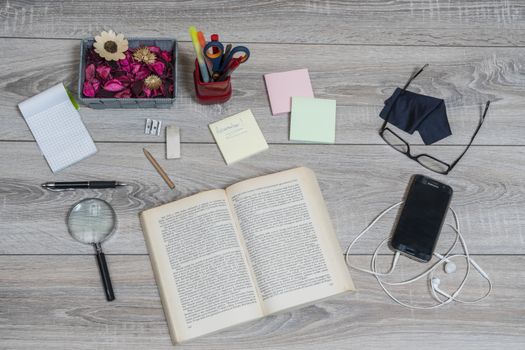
[67,198,116,301]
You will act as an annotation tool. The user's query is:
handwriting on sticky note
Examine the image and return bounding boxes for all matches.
[214,118,248,139]
[209,109,268,165]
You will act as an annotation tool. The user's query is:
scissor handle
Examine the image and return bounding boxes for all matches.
[203,41,225,74]
[203,41,224,59]
[230,46,250,61]
[220,46,250,72]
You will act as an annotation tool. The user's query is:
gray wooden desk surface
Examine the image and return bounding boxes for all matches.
[1,1,524,349]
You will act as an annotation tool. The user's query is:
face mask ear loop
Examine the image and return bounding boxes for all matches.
[402,63,429,90]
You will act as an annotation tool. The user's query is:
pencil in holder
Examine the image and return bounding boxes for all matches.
[193,60,232,104]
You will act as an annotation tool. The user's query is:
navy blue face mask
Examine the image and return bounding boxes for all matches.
[378,64,490,175]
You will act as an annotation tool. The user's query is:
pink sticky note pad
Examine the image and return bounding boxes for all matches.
[264,69,314,115]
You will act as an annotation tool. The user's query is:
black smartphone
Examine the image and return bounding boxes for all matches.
[390,175,453,262]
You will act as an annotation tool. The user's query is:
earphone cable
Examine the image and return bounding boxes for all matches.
[345,203,492,309]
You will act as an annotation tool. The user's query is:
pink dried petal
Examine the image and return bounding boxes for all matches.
[160,50,172,62]
[115,88,132,98]
[115,75,131,86]
[143,87,152,97]
[96,65,111,80]
[118,57,131,72]
[103,79,126,92]
[119,50,132,63]
[147,46,161,54]
[85,64,95,81]
[83,81,95,97]
[135,67,150,80]
[91,78,100,92]
[131,62,142,74]
[150,61,165,76]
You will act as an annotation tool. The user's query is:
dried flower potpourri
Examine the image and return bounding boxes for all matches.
[83,35,174,99]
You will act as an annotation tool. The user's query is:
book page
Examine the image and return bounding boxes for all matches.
[140,189,263,343]
[226,167,354,314]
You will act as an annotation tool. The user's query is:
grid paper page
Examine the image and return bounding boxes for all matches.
[19,85,97,172]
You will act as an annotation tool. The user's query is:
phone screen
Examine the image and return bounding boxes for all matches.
[390,176,453,262]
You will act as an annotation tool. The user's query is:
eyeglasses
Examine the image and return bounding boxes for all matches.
[379,65,491,175]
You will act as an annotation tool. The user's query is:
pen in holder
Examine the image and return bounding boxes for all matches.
[193,60,232,104]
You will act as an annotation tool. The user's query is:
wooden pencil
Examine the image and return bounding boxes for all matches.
[143,148,175,189]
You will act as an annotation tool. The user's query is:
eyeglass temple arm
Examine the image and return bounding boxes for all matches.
[380,64,430,132]
[448,100,491,170]
[402,64,429,90]
[381,64,429,131]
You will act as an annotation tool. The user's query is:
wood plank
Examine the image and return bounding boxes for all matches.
[1,255,523,350]
[1,142,523,255]
[2,39,524,145]
[1,1,525,47]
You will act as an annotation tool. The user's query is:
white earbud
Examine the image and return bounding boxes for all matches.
[434,252,457,274]
[434,252,489,279]
[430,277,453,299]
[444,261,457,274]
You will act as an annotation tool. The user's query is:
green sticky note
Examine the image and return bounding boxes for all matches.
[290,97,336,143]
[66,88,80,110]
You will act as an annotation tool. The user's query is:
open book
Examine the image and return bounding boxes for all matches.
[140,167,354,344]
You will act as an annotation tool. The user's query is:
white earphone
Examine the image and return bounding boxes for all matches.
[434,253,457,274]
[345,201,492,309]
[430,277,453,303]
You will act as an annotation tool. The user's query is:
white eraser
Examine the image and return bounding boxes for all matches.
[166,125,180,159]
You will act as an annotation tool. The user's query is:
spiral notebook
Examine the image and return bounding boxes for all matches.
[18,84,97,173]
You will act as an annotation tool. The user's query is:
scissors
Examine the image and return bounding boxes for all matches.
[203,40,250,78]
[216,58,242,82]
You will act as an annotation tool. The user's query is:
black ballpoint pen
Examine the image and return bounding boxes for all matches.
[41,181,128,191]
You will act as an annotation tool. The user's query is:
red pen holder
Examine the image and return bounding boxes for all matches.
[193,60,232,104]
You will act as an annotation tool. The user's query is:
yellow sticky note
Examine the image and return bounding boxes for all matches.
[209,109,268,165]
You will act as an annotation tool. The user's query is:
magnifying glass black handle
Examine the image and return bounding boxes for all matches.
[94,245,115,301]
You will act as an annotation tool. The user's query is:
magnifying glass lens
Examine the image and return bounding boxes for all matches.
[67,199,115,244]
